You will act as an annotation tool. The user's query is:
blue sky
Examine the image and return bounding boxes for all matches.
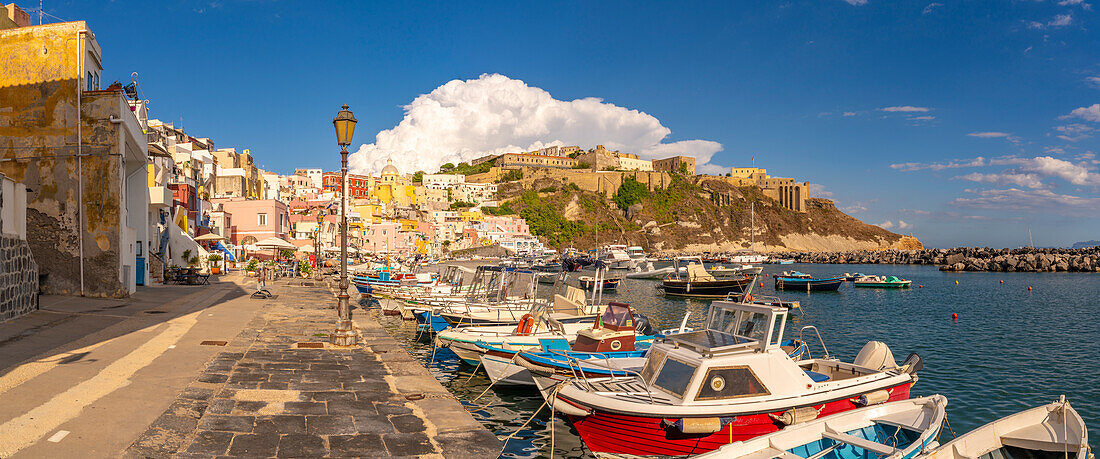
[44,0,1100,248]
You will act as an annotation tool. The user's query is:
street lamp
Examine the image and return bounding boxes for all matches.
[314,211,324,280]
[332,104,357,346]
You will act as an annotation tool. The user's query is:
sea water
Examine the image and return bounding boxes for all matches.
[371,263,1099,458]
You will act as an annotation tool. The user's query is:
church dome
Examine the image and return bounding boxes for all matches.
[381,159,399,176]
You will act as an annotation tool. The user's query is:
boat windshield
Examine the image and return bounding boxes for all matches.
[600,303,634,330]
[709,307,770,343]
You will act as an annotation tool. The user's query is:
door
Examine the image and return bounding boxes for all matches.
[136,240,146,286]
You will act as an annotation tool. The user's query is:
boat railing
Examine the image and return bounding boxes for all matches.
[799,325,831,360]
[548,349,656,405]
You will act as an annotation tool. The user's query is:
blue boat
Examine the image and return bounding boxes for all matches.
[698,395,948,459]
[774,271,844,291]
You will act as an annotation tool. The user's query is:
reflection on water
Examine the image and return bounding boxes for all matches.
[368,263,1100,457]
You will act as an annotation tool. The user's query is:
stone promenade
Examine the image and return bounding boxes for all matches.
[125,277,499,458]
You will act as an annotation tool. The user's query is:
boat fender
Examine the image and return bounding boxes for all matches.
[770,406,819,426]
[854,389,891,406]
[550,395,592,417]
[662,417,734,434]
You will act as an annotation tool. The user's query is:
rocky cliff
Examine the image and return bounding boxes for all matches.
[493,175,912,253]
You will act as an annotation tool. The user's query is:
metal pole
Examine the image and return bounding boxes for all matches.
[333,146,357,345]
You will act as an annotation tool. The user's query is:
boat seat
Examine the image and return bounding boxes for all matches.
[803,370,831,382]
[822,429,897,456]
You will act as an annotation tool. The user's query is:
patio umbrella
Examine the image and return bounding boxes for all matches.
[255,237,297,261]
[194,233,226,241]
[299,244,315,253]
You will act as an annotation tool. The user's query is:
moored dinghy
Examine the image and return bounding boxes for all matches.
[698,395,948,459]
[775,271,845,291]
[854,275,912,288]
[924,396,1090,459]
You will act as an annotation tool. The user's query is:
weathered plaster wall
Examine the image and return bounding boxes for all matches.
[0,23,129,297]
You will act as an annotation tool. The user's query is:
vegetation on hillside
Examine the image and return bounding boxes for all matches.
[493,173,902,252]
[440,160,495,175]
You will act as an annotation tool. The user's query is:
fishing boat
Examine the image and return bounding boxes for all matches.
[924,396,1090,459]
[659,262,753,298]
[478,302,657,386]
[597,245,636,270]
[844,272,866,281]
[774,271,844,291]
[698,395,948,459]
[434,288,609,365]
[854,275,912,288]
[535,300,923,456]
[578,275,621,291]
[710,264,764,277]
[624,262,677,279]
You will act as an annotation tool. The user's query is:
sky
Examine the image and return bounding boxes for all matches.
[38,0,1100,248]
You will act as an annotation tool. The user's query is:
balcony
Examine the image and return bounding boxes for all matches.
[150,186,173,209]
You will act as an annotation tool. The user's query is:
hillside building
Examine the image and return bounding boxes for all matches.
[727,167,809,212]
[499,153,578,169]
[1,20,150,297]
[653,156,696,175]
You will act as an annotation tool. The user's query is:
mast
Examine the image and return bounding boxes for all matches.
[750,200,755,251]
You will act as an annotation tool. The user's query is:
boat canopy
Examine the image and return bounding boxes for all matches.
[666,301,788,356]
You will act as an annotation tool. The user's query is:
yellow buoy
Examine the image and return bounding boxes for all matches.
[954,280,959,285]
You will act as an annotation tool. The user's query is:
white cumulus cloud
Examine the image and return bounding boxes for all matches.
[347,74,723,175]
[876,221,895,229]
[878,106,931,112]
[1066,103,1100,122]
[968,131,1011,138]
[843,0,868,5]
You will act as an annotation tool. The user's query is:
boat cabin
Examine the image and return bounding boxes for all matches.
[573,302,637,352]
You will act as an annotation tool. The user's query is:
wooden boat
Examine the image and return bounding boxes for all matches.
[578,275,621,290]
[924,396,1090,459]
[844,272,866,281]
[698,395,948,459]
[660,262,753,298]
[478,302,656,386]
[535,300,923,457]
[854,275,912,288]
[774,271,844,291]
[709,264,764,277]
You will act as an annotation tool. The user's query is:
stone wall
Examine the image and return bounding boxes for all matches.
[0,234,39,322]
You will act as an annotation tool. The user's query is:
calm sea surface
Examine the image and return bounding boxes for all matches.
[366,263,1099,458]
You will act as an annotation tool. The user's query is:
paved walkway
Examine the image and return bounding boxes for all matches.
[125,277,499,458]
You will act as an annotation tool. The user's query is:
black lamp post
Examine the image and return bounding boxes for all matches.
[332,104,357,346]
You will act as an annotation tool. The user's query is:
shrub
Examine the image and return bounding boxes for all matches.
[245,259,259,272]
[498,169,524,182]
[573,162,591,169]
[449,201,477,210]
[613,177,650,211]
[538,186,557,193]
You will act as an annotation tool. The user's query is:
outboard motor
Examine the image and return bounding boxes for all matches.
[853,341,898,371]
[633,312,655,336]
[900,353,923,374]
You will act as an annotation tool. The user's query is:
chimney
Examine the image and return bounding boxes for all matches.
[4,3,30,28]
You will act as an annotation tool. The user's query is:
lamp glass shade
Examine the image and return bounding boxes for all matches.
[333,104,357,147]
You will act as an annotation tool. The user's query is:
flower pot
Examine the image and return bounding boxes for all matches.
[211,267,221,275]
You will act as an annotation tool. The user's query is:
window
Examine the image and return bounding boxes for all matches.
[258,213,268,226]
[694,366,770,400]
[652,357,697,398]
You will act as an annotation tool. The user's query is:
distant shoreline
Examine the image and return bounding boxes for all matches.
[779,247,1100,273]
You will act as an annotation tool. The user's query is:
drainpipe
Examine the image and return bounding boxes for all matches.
[77,29,86,296]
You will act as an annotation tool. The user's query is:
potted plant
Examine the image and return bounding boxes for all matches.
[297,260,313,278]
[207,253,224,274]
[245,259,259,276]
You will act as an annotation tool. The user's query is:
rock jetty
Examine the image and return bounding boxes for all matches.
[783,247,1100,272]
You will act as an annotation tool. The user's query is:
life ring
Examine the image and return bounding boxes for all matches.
[515,314,535,335]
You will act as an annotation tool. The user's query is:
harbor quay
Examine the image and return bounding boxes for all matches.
[0,273,499,458]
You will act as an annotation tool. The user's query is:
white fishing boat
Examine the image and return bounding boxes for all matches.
[924,396,1090,459]
[710,264,764,278]
[698,395,948,459]
[536,300,924,456]
[624,261,677,279]
[434,290,606,365]
[597,244,636,270]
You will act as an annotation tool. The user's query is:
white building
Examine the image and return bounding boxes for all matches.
[618,157,653,171]
[296,168,323,189]
[423,173,465,189]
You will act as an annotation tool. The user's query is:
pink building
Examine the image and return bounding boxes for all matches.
[484,216,531,237]
[212,198,291,245]
[364,221,401,254]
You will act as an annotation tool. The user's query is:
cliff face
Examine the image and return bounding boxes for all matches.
[497,176,911,253]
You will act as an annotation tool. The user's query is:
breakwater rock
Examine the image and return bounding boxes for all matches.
[783,247,1100,272]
